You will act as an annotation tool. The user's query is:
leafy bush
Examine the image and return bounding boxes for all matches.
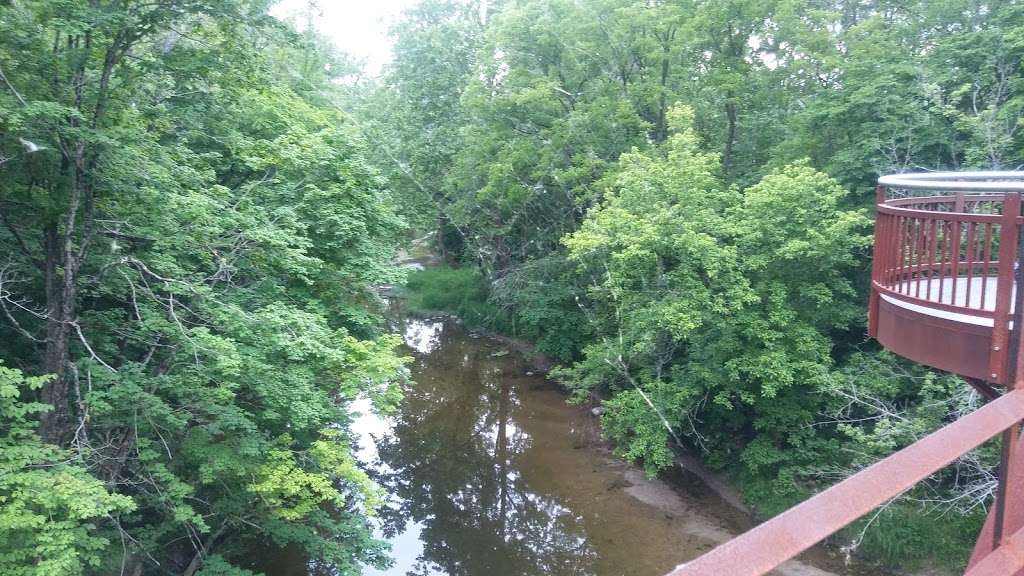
[0,364,134,576]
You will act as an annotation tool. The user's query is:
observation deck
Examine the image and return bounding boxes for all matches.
[669,172,1024,576]
[869,172,1024,386]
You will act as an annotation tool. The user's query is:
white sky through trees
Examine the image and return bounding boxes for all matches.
[271,0,419,76]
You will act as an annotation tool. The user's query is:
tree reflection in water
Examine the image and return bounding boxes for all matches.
[367,318,598,576]
[250,317,889,576]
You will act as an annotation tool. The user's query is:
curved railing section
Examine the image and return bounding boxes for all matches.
[869,172,1024,384]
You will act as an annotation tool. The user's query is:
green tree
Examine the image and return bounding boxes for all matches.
[558,106,870,487]
[360,0,486,258]
[0,2,408,574]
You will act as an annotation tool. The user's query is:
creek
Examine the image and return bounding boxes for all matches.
[253,315,888,576]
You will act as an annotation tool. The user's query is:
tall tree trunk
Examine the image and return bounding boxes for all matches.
[654,27,675,142]
[40,167,86,445]
[40,223,69,444]
[723,97,738,171]
[38,29,117,444]
[656,56,669,142]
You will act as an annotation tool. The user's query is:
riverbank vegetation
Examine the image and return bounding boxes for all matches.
[0,2,408,575]
[380,0,1023,571]
[402,265,503,329]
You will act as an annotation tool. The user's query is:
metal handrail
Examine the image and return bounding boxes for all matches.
[666,389,1024,576]
[871,191,1012,316]
[880,171,1024,192]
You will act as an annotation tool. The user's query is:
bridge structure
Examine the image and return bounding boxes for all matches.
[668,172,1024,576]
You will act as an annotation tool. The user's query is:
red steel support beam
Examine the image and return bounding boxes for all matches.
[965,377,1001,402]
[666,389,1024,576]
[969,428,1024,575]
[965,523,1024,576]
[970,208,1024,569]
[996,426,1022,545]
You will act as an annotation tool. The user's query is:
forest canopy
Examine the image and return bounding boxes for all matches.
[1,0,1022,574]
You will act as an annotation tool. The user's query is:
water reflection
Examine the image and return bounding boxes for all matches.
[251,316,885,576]
[364,318,597,575]
[402,319,445,354]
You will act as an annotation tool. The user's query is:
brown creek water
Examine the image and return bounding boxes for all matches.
[251,315,890,576]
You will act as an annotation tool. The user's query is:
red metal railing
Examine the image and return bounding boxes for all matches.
[669,172,1024,576]
[666,390,1024,576]
[872,193,1011,318]
[869,185,1022,383]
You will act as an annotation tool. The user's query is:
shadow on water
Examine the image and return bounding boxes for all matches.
[249,316,890,576]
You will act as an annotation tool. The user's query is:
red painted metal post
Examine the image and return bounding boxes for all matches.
[988,192,1021,384]
[965,523,1024,576]
[996,425,1022,546]
[969,436,1024,573]
[997,218,1024,546]
[868,185,887,338]
[971,197,1024,565]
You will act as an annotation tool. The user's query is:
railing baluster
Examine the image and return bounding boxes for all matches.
[920,219,928,290]
[914,218,924,298]
[908,218,917,296]
[898,218,905,287]
[966,221,976,309]
[897,216,908,289]
[910,218,917,296]
[937,219,946,303]
[886,214,897,288]
[983,223,993,310]
[953,193,965,305]
[948,220,956,304]
[944,220,950,302]
[942,220,952,304]
[882,214,892,288]
[927,219,939,301]
[897,215,905,286]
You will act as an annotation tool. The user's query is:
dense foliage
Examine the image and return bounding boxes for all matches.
[374,0,1023,569]
[0,2,408,575]
[3,0,1023,572]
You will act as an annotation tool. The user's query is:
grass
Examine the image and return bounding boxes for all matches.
[843,502,983,572]
[402,265,509,330]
